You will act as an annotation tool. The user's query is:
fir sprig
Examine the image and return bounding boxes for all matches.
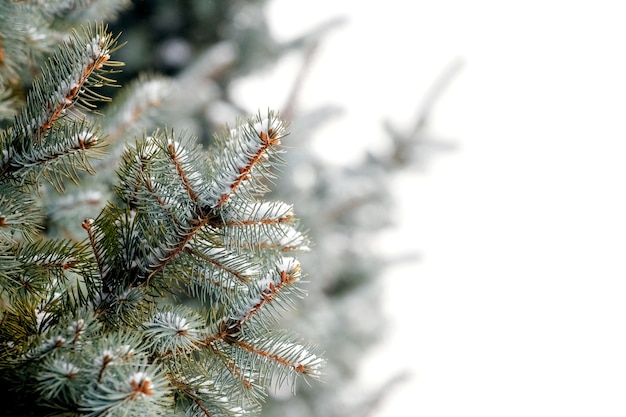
[0,24,122,189]
[0,17,323,417]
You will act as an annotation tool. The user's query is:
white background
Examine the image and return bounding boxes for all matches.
[239,1,626,415]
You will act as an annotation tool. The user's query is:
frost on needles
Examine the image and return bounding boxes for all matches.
[0,24,323,417]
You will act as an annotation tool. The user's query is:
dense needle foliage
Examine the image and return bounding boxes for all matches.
[0,4,322,416]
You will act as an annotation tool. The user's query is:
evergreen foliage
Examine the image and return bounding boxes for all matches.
[0,4,322,416]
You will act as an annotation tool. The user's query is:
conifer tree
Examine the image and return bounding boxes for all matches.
[1,1,459,416]
[0,2,323,416]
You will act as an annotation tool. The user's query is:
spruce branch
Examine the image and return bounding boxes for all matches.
[1,17,323,417]
[93,112,290,293]
[14,24,121,140]
[1,24,122,190]
[203,114,287,210]
[7,121,105,191]
[80,114,321,414]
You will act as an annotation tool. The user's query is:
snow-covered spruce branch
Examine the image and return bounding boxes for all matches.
[16,25,118,141]
[0,19,323,416]
[89,114,292,291]
[0,24,122,190]
[2,118,323,415]
[73,113,321,414]
[143,258,321,390]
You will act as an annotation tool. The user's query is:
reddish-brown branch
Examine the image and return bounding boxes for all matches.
[240,268,299,324]
[70,320,84,345]
[192,397,214,417]
[206,343,253,390]
[36,257,78,270]
[235,340,293,368]
[17,137,99,170]
[144,175,168,209]
[215,128,280,209]
[200,266,299,350]
[181,254,238,291]
[233,330,317,376]
[128,157,183,231]
[96,354,112,383]
[145,215,211,284]
[168,142,199,204]
[36,50,110,142]
[241,284,277,324]
[200,320,240,347]
[82,218,104,278]
[167,378,215,417]
[225,214,294,226]
[223,358,253,389]
[187,247,251,283]
[132,155,175,217]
